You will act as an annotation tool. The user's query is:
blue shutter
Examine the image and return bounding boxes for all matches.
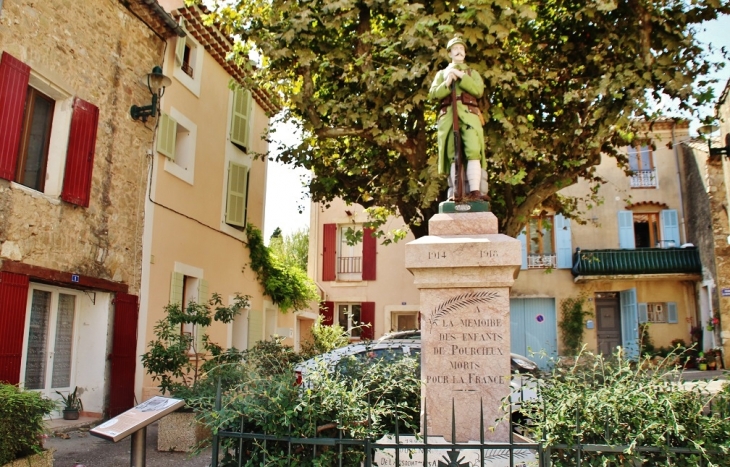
[660,210,680,247]
[667,302,678,324]
[620,288,639,360]
[618,211,635,249]
[517,229,527,270]
[554,214,572,269]
[638,303,648,323]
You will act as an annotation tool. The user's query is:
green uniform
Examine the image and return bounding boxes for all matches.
[428,64,486,175]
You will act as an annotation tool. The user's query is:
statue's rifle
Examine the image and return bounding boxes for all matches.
[450,80,464,201]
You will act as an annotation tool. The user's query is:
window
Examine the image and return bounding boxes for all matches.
[647,303,666,323]
[392,312,419,332]
[173,20,203,96]
[321,224,377,281]
[628,144,656,188]
[21,285,78,395]
[170,266,208,354]
[618,210,679,249]
[0,52,98,206]
[157,108,197,185]
[526,216,555,268]
[639,302,678,324]
[338,303,362,338]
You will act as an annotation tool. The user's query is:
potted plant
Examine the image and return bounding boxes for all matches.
[697,352,708,371]
[55,387,83,420]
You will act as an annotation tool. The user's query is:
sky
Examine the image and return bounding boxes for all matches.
[263,14,730,241]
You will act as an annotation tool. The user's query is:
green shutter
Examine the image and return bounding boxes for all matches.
[230,88,252,150]
[195,279,209,353]
[225,161,249,227]
[170,272,184,305]
[248,309,263,348]
[175,18,187,65]
[157,112,177,160]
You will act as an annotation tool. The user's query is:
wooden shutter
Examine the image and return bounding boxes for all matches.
[225,161,249,227]
[362,227,377,280]
[108,293,139,417]
[0,272,30,384]
[618,211,635,249]
[322,224,337,281]
[554,214,572,269]
[195,279,209,353]
[638,303,648,324]
[321,301,334,326]
[170,271,184,305]
[230,88,252,150]
[61,98,99,207]
[660,210,680,246]
[517,229,527,270]
[157,112,177,159]
[0,52,30,180]
[360,302,375,340]
[175,18,187,65]
[619,288,639,361]
[667,302,678,324]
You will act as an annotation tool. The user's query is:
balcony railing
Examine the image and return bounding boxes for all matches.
[338,256,362,274]
[181,62,194,78]
[572,247,701,277]
[630,169,657,188]
[527,254,556,269]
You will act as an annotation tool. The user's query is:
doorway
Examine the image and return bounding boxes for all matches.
[595,292,621,356]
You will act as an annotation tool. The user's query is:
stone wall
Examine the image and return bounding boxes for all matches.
[716,82,730,365]
[0,0,170,295]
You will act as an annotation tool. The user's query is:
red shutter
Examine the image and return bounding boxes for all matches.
[321,301,334,326]
[322,223,337,281]
[0,272,30,384]
[360,302,375,340]
[108,293,139,417]
[362,227,377,281]
[61,98,99,207]
[0,52,30,181]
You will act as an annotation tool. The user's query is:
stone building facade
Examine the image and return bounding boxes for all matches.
[0,0,180,417]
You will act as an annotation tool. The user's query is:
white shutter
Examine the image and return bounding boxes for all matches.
[230,88,252,150]
[660,210,680,247]
[225,161,249,227]
[157,112,177,160]
[175,18,187,65]
[517,229,528,270]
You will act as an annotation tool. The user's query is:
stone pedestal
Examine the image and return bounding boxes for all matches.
[405,212,521,442]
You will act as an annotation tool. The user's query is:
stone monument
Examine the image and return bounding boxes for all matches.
[405,211,521,442]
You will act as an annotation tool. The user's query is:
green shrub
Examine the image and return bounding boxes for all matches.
[558,294,592,355]
[515,349,730,466]
[0,384,56,464]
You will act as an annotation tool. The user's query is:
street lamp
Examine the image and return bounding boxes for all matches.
[697,124,730,158]
[130,66,171,123]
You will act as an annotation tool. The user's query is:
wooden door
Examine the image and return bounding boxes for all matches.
[596,293,621,356]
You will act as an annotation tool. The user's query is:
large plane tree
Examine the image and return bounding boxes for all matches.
[201,0,730,238]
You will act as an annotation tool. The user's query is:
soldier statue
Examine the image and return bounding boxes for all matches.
[429,36,488,201]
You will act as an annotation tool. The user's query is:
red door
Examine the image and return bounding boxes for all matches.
[0,272,30,384]
[108,293,139,417]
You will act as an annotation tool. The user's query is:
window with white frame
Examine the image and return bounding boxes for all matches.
[337,303,362,338]
[0,52,99,207]
[647,303,667,323]
[628,144,656,188]
[527,215,556,269]
[22,285,78,394]
[338,226,363,280]
[391,312,419,332]
[157,108,197,185]
[618,210,680,249]
[170,267,208,355]
[173,19,203,97]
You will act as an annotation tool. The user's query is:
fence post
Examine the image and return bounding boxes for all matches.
[211,375,221,467]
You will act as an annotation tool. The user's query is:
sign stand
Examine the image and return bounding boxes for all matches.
[91,396,185,467]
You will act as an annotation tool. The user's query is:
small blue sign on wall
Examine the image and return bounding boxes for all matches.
[722,288,730,297]
[71,274,79,283]
[536,314,544,323]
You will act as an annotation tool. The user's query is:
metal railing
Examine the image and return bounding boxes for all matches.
[630,169,657,188]
[181,62,194,78]
[338,256,362,274]
[528,254,556,269]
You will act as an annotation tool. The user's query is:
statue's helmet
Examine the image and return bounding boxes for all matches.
[447,36,466,51]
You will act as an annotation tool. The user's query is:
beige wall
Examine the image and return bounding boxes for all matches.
[715,83,730,363]
[308,198,421,339]
[137,12,270,400]
[0,0,167,295]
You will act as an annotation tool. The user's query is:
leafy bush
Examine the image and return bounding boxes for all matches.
[195,340,420,466]
[558,294,592,355]
[299,315,350,358]
[516,349,730,466]
[0,384,56,464]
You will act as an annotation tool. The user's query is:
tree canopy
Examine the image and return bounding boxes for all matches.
[202,0,730,238]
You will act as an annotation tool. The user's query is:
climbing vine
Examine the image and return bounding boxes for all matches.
[558,294,593,355]
[245,223,319,312]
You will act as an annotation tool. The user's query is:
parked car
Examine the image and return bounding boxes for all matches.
[294,330,540,418]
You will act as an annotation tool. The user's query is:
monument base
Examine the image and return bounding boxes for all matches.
[439,200,490,213]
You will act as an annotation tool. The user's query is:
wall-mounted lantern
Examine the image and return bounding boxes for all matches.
[697,124,730,158]
[130,66,171,123]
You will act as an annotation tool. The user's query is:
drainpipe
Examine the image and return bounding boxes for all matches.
[671,123,688,244]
